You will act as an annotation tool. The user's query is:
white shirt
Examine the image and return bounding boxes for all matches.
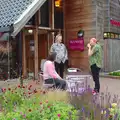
[50,43,68,63]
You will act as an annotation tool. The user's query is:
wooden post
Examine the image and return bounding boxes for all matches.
[22,29,27,77]
[34,27,39,79]
[47,32,50,54]
[52,0,55,43]
[51,0,54,29]
[63,0,66,44]
[34,11,39,79]
[49,0,55,43]
[49,0,52,27]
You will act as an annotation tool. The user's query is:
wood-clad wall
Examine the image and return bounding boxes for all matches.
[64,0,96,71]
[104,39,120,72]
[104,0,120,33]
[104,0,120,72]
[109,0,120,33]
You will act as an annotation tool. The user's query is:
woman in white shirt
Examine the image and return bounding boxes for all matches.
[50,33,68,78]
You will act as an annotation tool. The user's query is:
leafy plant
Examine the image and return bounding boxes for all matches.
[109,72,120,76]
[0,85,77,120]
[68,86,120,120]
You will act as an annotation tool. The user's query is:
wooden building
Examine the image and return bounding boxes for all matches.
[0,0,120,80]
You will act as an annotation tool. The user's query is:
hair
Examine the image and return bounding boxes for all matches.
[55,33,62,42]
[47,52,56,62]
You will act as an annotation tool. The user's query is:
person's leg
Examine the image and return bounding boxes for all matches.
[55,62,59,74]
[44,78,55,84]
[90,64,100,93]
[54,79,66,90]
[95,66,101,92]
[59,62,64,78]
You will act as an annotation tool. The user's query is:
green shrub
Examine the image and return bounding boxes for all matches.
[0,100,77,120]
[0,86,77,120]
[109,72,120,76]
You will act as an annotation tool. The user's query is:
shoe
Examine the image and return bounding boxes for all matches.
[92,90,98,95]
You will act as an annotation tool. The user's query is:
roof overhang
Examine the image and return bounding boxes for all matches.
[11,0,46,37]
[0,25,14,33]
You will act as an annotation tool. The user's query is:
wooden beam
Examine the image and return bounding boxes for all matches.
[48,0,55,43]
[34,27,39,79]
[52,0,55,43]
[38,9,41,25]
[47,32,50,55]
[34,11,39,79]
[49,0,52,28]
[22,29,27,77]
[51,0,54,29]
[63,0,66,44]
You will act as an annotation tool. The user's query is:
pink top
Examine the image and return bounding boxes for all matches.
[43,60,61,80]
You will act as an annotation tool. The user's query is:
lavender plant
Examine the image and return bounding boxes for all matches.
[68,82,120,120]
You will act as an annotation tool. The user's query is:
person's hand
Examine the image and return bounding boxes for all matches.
[87,43,91,49]
[60,77,63,80]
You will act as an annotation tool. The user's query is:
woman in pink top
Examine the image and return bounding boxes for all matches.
[43,52,66,90]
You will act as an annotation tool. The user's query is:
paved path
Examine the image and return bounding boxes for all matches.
[87,77,120,96]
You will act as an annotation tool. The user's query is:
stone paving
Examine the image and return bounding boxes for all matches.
[87,77,120,96]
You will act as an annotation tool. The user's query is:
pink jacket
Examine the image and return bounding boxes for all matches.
[43,60,61,80]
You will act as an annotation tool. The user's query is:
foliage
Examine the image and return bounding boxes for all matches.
[109,71,120,76]
[40,89,69,103]
[0,86,77,120]
[68,87,120,120]
[1,80,120,120]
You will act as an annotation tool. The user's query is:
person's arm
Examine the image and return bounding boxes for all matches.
[55,71,62,80]
[47,62,61,79]
[87,44,98,56]
[63,45,68,63]
[88,47,93,56]
[64,45,68,60]
[50,44,54,53]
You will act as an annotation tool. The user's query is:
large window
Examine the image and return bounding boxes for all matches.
[40,0,49,27]
[54,6,63,29]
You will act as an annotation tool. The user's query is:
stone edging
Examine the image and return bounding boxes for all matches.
[100,75,120,79]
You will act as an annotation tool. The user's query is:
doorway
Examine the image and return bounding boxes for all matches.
[25,33,48,74]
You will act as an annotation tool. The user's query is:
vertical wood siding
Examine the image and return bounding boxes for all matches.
[64,0,103,71]
[104,0,120,71]
[104,39,120,72]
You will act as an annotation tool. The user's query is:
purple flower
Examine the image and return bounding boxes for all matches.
[114,113,118,120]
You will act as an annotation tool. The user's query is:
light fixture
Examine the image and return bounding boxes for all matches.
[55,0,61,7]
[28,29,33,34]
[104,33,107,37]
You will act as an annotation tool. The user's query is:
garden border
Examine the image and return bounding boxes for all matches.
[100,74,120,80]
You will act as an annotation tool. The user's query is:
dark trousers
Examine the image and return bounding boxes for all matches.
[55,62,64,78]
[90,64,101,93]
[45,78,66,90]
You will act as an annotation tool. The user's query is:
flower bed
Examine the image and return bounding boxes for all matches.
[0,83,120,120]
[0,85,77,120]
